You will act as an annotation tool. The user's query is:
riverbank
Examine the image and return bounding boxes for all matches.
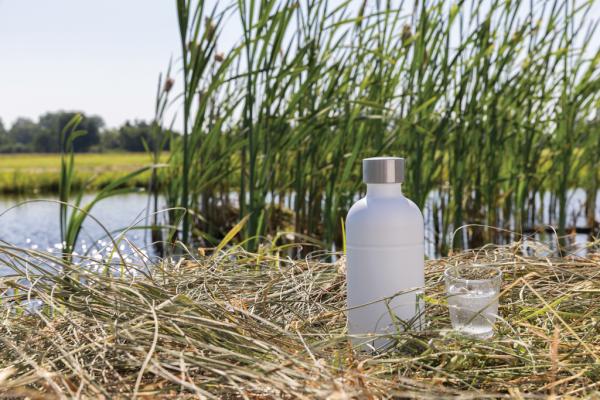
[0,153,161,194]
[1,241,599,398]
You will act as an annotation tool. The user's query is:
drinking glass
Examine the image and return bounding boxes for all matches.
[444,264,502,339]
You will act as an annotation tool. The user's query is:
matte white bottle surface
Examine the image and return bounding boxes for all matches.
[345,158,424,349]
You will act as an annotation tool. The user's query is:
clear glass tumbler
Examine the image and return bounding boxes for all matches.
[444,264,502,339]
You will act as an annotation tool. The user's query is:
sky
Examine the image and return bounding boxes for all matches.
[0,0,182,128]
[1,1,599,129]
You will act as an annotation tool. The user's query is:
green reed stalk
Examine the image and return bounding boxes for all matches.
[176,0,191,245]
[59,115,153,262]
[145,65,173,254]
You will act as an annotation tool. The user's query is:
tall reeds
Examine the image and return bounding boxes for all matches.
[166,0,600,255]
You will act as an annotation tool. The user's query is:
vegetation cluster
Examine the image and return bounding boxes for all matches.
[152,0,600,256]
[0,112,169,153]
[0,241,599,397]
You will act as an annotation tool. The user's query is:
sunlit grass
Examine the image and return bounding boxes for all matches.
[1,240,599,397]
[1,152,159,169]
[0,153,167,194]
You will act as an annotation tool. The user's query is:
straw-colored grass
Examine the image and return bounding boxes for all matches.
[1,240,599,398]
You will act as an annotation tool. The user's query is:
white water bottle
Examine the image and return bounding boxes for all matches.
[345,157,424,349]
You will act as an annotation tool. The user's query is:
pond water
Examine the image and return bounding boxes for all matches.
[0,193,163,276]
[422,188,599,257]
[0,189,597,269]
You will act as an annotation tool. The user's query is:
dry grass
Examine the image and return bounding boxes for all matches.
[0,240,599,399]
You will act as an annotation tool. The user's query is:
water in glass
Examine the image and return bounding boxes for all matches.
[445,265,501,339]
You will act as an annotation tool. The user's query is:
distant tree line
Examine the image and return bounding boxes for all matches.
[0,111,170,153]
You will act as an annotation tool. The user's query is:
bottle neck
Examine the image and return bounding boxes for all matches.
[366,183,403,198]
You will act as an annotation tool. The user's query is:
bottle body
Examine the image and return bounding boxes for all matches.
[345,183,424,349]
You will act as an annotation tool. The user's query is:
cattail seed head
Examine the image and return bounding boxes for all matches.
[205,17,216,42]
[402,24,412,47]
[164,78,175,93]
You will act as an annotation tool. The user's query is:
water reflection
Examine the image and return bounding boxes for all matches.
[0,193,162,275]
[0,189,598,266]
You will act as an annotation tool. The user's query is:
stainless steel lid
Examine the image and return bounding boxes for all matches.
[362,157,404,183]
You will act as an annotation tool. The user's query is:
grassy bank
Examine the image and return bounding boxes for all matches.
[1,241,599,397]
[0,153,162,194]
[1,150,596,196]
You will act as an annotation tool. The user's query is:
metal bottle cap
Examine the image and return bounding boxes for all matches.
[362,157,404,183]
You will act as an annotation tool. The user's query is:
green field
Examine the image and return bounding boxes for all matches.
[0,153,163,194]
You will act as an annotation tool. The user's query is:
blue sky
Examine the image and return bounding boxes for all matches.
[0,0,182,128]
[1,1,599,129]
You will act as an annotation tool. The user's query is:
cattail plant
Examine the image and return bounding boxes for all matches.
[160,0,600,256]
